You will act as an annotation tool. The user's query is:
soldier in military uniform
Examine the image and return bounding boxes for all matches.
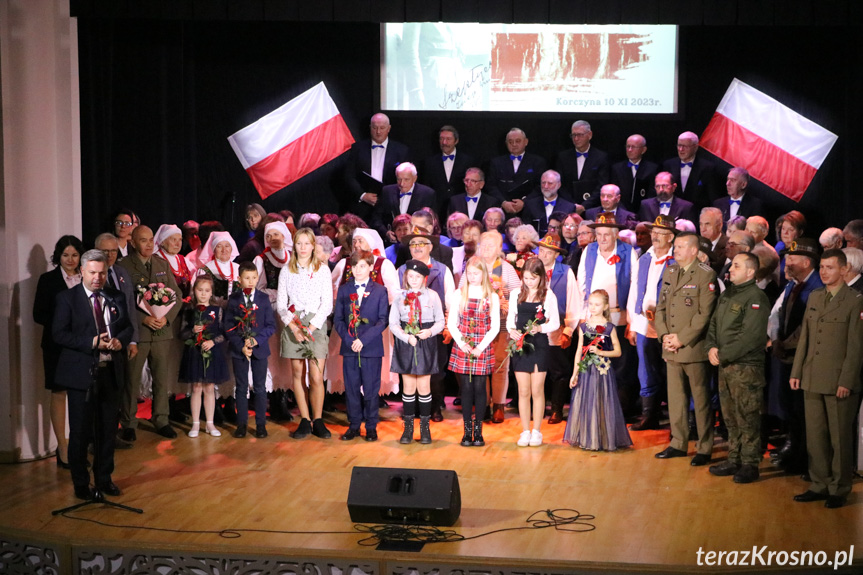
[791,249,863,509]
[706,253,770,483]
[654,232,718,466]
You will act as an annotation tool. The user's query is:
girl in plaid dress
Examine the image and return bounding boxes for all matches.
[447,257,501,446]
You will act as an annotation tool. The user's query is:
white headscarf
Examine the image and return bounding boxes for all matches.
[154,224,183,249]
[200,231,239,264]
[264,222,293,251]
[352,228,385,258]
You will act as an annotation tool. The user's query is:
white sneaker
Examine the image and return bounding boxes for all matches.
[205,427,222,437]
[529,429,543,446]
[517,430,531,447]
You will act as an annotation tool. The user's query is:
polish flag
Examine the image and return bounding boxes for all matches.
[700,79,837,202]
[228,83,355,199]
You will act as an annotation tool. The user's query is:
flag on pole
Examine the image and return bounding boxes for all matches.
[228,82,355,199]
[700,78,837,202]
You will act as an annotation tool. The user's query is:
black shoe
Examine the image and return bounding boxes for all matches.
[630,412,660,431]
[379,396,389,408]
[121,428,137,442]
[472,420,485,447]
[452,397,462,406]
[709,461,741,477]
[255,426,268,438]
[74,485,94,500]
[156,425,177,439]
[548,410,564,425]
[418,416,431,444]
[311,418,331,439]
[733,465,759,484]
[365,429,378,442]
[825,495,846,509]
[399,416,415,444]
[340,428,361,441]
[431,408,444,422]
[655,446,687,459]
[56,449,70,469]
[691,453,711,466]
[96,481,121,496]
[114,436,133,450]
[291,418,312,439]
[794,490,828,503]
[233,424,247,438]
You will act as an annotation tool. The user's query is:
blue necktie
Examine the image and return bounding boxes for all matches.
[660,202,671,209]
[400,192,412,199]
[510,154,522,161]
[680,161,693,168]
[544,200,556,207]
[443,154,454,161]
[372,144,384,149]
[466,196,478,203]
[576,151,588,158]
[627,161,639,169]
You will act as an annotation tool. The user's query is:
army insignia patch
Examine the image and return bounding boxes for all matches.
[685,297,693,307]
[709,283,715,292]
[683,284,696,289]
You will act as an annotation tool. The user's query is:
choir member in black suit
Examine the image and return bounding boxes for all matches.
[610,134,658,214]
[584,184,638,230]
[486,128,547,217]
[344,113,411,221]
[698,207,728,275]
[712,167,764,223]
[371,162,436,240]
[661,131,719,211]
[521,170,577,237]
[554,120,610,208]
[422,125,476,217]
[638,172,697,224]
[447,167,501,224]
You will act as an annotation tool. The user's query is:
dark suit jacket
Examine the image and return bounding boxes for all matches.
[610,159,658,213]
[117,254,181,343]
[52,285,133,391]
[555,147,610,208]
[371,183,437,238]
[223,290,276,360]
[344,138,411,217]
[662,154,720,211]
[422,149,476,216]
[638,196,697,225]
[447,192,501,223]
[109,264,140,343]
[703,234,727,275]
[712,193,764,223]
[522,195,577,236]
[584,205,638,230]
[333,281,389,357]
[486,152,547,203]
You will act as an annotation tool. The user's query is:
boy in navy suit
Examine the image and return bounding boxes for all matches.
[333,250,389,441]
[224,262,276,439]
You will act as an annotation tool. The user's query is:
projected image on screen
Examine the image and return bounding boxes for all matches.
[382,24,678,114]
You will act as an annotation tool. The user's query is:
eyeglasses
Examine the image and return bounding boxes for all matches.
[463,178,482,184]
[576,231,593,237]
[114,220,134,228]
[409,242,432,248]
[548,224,561,231]
[101,249,119,255]
[562,224,578,230]
[570,132,590,138]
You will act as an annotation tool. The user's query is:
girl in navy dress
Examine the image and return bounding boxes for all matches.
[507,258,560,447]
[179,276,229,437]
[564,289,632,451]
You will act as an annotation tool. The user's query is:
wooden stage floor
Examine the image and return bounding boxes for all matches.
[1,400,861,574]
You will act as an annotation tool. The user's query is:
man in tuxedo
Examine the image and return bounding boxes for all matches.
[639,172,697,224]
[698,207,727,275]
[662,131,719,211]
[422,125,475,217]
[486,128,547,216]
[555,120,610,208]
[344,113,411,221]
[53,250,133,500]
[521,170,576,237]
[371,162,436,240]
[447,167,500,223]
[610,134,658,214]
[712,167,763,223]
[585,184,638,229]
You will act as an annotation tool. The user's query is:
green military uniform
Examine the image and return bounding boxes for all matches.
[706,278,769,466]
[791,284,863,498]
[655,260,718,455]
[118,254,181,431]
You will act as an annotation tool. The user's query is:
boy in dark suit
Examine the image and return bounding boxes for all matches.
[224,262,276,439]
[333,250,390,441]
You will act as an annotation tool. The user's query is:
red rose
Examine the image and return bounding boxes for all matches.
[196,304,206,312]
[536,310,544,320]
[162,296,169,303]
[243,288,253,295]
[405,292,417,302]
[596,325,606,334]
[288,304,296,313]
[350,293,358,302]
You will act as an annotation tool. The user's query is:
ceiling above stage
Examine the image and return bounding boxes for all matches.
[69,0,861,26]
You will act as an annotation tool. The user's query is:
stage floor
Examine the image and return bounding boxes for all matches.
[1,400,861,574]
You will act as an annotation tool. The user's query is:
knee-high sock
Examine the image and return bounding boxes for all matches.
[417,393,432,417]
[402,394,416,417]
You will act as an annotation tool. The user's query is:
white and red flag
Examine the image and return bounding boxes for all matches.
[228,82,354,199]
[700,78,837,202]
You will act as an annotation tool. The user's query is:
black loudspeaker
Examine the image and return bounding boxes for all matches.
[347,466,461,526]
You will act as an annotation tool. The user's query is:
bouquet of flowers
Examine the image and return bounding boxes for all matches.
[348,292,369,366]
[184,304,216,376]
[137,282,177,335]
[577,324,611,375]
[402,292,423,366]
[497,304,545,372]
[506,250,534,278]
[288,304,319,369]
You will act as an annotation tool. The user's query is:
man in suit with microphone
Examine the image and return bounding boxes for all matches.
[53,249,133,500]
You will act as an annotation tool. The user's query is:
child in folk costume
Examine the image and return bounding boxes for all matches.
[447,257,501,446]
[199,232,241,303]
[178,276,228,437]
[507,257,560,447]
[276,227,333,440]
[564,289,632,451]
[389,260,445,444]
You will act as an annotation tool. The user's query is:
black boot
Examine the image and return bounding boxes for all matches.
[399,416,414,444]
[460,420,473,447]
[419,416,432,444]
[630,396,659,431]
[472,419,485,446]
[280,390,294,422]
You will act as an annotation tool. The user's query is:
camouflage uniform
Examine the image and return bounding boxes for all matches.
[706,278,769,466]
